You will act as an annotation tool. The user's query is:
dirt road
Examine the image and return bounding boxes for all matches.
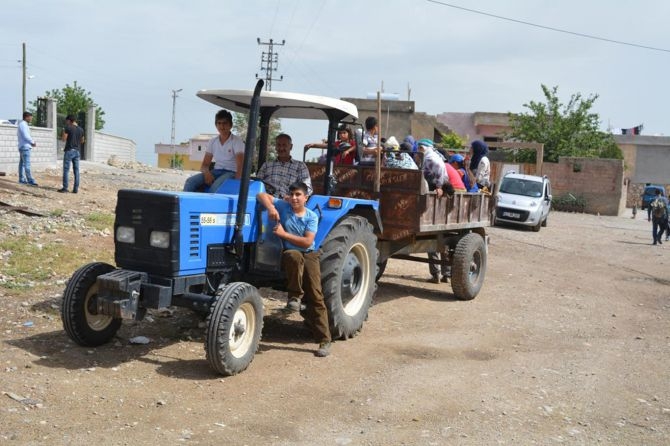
[1,163,668,445]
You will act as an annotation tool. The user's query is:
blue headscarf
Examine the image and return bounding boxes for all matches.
[469,140,489,171]
[404,135,418,153]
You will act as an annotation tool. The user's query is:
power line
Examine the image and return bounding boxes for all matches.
[427,0,670,53]
[256,38,285,91]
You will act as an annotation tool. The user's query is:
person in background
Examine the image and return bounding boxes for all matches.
[183,109,244,192]
[256,181,332,357]
[58,115,85,193]
[17,111,38,186]
[305,125,357,165]
[650,188,668,245]
[417,139,452,283]
[436,148,465,192]
[448,154,478,192]
[383,136,417,169]
[258,133,313,198]
[359,116,381,166]
[467,140,491,190]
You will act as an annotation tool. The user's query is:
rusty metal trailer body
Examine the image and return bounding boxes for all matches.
[308,162,490,299]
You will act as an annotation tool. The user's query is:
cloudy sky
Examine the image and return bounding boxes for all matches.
[2,0,668,165]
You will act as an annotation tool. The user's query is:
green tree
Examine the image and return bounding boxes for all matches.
[506,85,621,163]
[438,131,466,149]
[32,81,106,130]
[233,112,282,164]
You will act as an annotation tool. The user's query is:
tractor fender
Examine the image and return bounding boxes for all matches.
[307,195,381,250]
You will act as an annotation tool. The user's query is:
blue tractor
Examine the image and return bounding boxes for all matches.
[61,81,381,375]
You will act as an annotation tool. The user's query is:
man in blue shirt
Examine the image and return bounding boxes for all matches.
[257,181,332,357]
[17,111,38,186]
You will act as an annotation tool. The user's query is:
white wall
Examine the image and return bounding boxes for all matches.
[90,131,136,163]
[0,124,58,174]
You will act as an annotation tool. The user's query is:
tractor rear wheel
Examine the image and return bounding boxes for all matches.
[320,216,378,339]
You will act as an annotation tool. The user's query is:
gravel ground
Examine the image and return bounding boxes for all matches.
[0,162,668,445]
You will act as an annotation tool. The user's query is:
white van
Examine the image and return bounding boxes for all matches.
[493,172,552,232]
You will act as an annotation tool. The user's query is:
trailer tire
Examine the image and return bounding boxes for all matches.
[451,233,487,301]
[321,216,378,339]
[205,282,263,376]
[61,262,122,346]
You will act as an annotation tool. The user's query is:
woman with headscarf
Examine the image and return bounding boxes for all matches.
[468,140,491,190]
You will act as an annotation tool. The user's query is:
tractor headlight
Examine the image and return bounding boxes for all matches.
[150,231,170,249]
[116,226,135,244]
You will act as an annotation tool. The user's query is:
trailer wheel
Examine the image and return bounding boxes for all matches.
[321,216,378,339]
[205,282,263,376]
[451,233,487,301]
[61,262,122,346]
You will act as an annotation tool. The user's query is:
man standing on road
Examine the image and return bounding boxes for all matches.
[17,111,38,186]
[59,115,84,193]
[257,181,332,357]
[650,188,668,245]
[256,133,312,198]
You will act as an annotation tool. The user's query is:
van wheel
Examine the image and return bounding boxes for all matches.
[541,216,548,227]
[451,233,487,301]
[532,221,541,232]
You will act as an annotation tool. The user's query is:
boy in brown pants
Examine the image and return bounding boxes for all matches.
[257,181,332,357]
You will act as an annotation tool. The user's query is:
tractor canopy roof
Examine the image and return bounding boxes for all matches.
[197,89,359,124]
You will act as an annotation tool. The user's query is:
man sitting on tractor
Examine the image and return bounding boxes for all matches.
[257,133,313,198]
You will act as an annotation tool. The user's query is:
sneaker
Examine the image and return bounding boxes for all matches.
[284,298,301,313]
[18,179,27,184]
[72,189,78,194]
[429,275,440,284]
[27,181,38,186]
[315,341,331,357]
[441,275,449,283]
[57,188,69,193]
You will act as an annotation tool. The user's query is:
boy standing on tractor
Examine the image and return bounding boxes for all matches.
[257,181,332,357]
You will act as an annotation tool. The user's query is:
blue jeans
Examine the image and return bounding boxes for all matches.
[18,147,35,183]
[183,168,234,192]
[652,217,667,244]
[63,149,80,191]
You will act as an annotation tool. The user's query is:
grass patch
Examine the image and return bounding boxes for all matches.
[85,211,115,231]
[0,235,114,291]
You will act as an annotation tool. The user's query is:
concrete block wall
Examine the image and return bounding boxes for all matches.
[543,157,625,216]
[0,124,57,175]
[90,131,136,163]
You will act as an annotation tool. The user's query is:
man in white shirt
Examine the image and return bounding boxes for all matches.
[183,109,245,192]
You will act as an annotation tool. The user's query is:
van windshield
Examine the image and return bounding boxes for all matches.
[500,178,543,198]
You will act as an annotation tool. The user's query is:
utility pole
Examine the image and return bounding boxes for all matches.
[22,42,26,113]
[170,88,182,168]
[256,38,285,91]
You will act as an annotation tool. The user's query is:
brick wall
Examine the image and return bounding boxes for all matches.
[491,157,625,216]
[542,157,625,216]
